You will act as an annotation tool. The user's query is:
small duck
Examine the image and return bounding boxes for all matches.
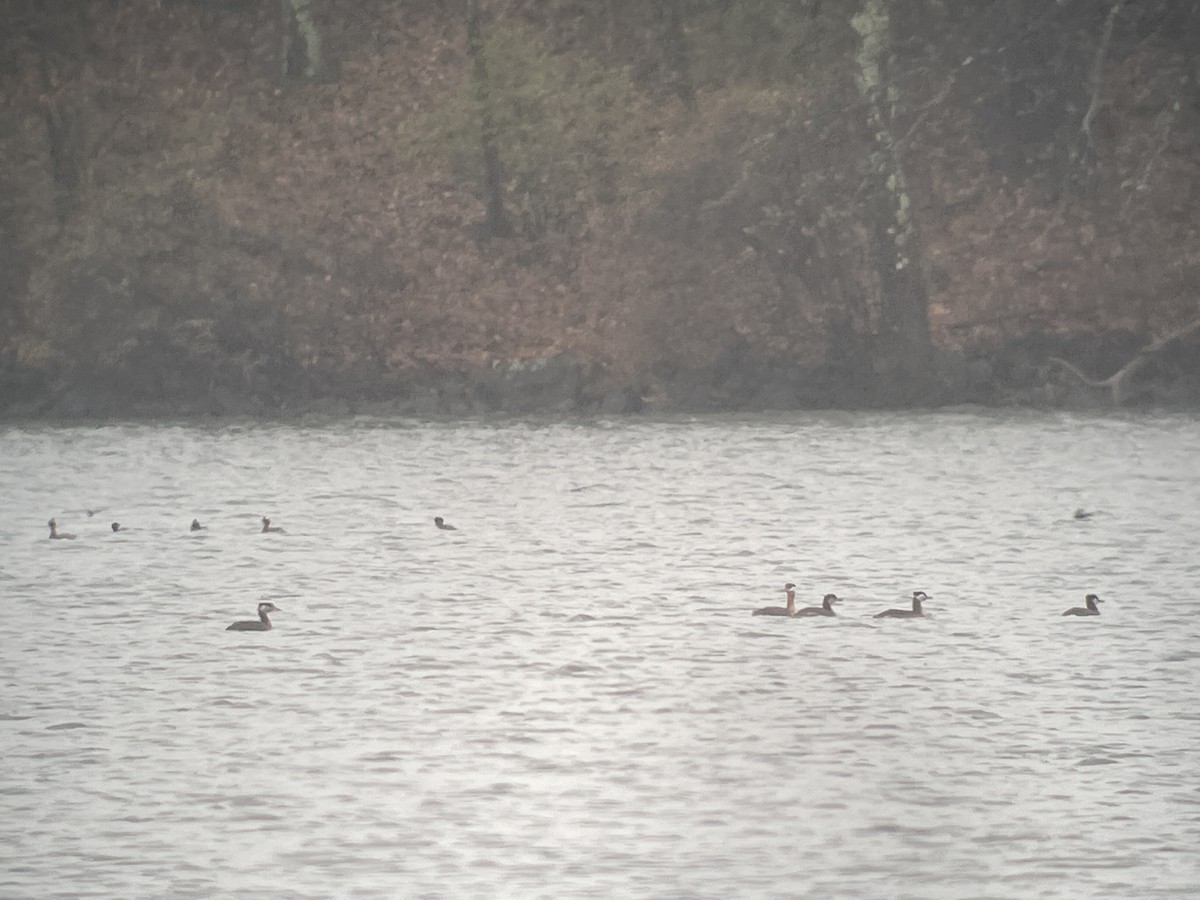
[752,583,797,617]
[794,593,841,617]
[1062,593,1103,616]
[261,516,285,533]
[433,516,457,531]
[226,601,282,631]
[874,591,929,619]
[190,519,205,531]
[48,518,76,540]
[110,522,123,533]
[1073,508,1094,520]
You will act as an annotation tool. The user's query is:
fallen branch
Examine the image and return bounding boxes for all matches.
[1047,314,1200,405]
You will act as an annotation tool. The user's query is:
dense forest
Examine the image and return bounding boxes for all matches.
[2,0,1199,417]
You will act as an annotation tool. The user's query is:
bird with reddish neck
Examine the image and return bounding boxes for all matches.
[752,583,798,617]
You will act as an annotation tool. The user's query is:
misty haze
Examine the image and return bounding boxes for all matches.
[2,2,1199,898]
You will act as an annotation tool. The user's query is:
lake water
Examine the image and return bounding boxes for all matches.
[1,411,1198,898]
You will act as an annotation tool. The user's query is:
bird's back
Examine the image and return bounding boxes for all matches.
[226,620,269,631]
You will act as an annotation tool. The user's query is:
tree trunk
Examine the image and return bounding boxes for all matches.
[466,0,511,238]
[281,0,326,83]
[850,0,934,398]
[656,0,696,111]
[1073,1,1123,194]
[38,51,85,225]
[0,170,30,335]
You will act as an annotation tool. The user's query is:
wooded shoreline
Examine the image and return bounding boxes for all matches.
[3,1,1199,419]
[4,327,1199,420]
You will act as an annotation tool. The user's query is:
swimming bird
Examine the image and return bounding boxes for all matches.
[190,519,205,531]
[1062,593,1102,616]
[752,583,797,617]
[874,591,929,619]
[1073,508,1094,520]
[433,516,457,531]
[111,522,127,533]
[794,593,841,617]
[226,602,282,631]
[48,518,76,540]
[261,516,284,533]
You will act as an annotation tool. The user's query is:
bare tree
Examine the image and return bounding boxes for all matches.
[656,0,696,111]
[281,0,328,83]
[850,0,934,394]
[465,0,511,238]
[24,0,88,225]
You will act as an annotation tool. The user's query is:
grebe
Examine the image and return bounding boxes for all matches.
[226,602,282,631]
[752,583,797,617]
[433,516,457,531]
[190,519,204,531]
[874,591,929,619]
[261,516,285,533]
[1073,508,1094,520]
[48,518,76,540]
[1062,593,1102,616]
[111,522,123,533]
[794,593,841,617]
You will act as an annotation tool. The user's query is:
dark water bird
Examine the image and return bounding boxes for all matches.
[794,593,841,617]
[226,602,282,631]
[433,516,457,531]
[261,516,285,533]
[1073,508,1094,520]
[874,591,929,619]
[1062,593,1103,616]
[110,522,123,533]
[48,518,76,540]
[86,508,104,518]
[752,583,797,617]
[190,519,205,531]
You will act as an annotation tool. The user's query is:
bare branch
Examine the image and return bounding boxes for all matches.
[1048,314,1200,404]
[1081,2,1123,147]
[896,72,957,152]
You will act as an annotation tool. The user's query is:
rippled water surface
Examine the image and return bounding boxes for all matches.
[2,411,1199,898]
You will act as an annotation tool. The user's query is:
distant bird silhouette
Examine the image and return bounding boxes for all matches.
[794,593,841,617]
[434,516,457,531]
[1073,508,1094,520]
[874,591,929,619]
[752,583,797,617]
[1062,593,1103,616]
[111,522,123,533]
[226,602,282,631]
[190,519,205,531]
[261,516,285,533]
[48,518,76,540]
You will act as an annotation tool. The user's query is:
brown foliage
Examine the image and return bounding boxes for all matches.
[1,0,1198,408]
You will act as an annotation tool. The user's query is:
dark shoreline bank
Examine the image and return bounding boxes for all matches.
[4,330,1199,421]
